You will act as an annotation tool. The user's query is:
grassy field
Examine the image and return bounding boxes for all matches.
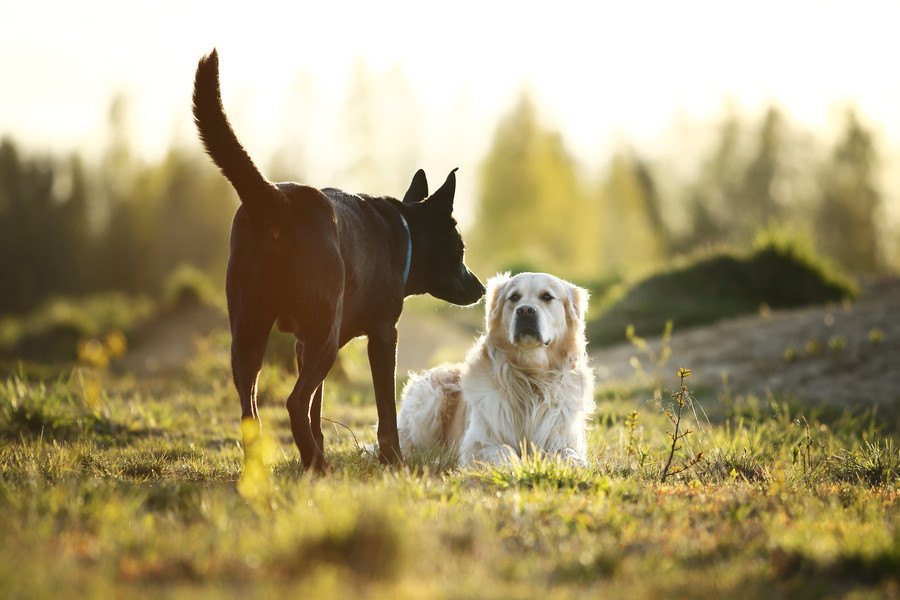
[1,326,898,600]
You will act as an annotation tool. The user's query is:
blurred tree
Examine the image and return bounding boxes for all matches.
[815,110,884,274]
[0,141,93,312]
[738,107,785,242]
[683,107,794,250]
[597,152,670,274]
[52,155,91,294]
[341,62,421,195]
[471,94,597,278]
[155,149,234,283]
[343,62,379,191]
[95,95,143,293]
[683,110,743,249]
[0,139,56,312]
[270,72,315,184]
[96,95,236,295]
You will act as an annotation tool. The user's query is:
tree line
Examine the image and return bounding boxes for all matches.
[470,97,890,283]
[0,94,892,314]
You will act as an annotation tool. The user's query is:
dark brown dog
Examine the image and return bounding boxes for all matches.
[192,50,485,472]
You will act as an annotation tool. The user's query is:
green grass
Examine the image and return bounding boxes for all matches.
[587,238,858,347]
[0,293,157,365]
[1,359,897,599]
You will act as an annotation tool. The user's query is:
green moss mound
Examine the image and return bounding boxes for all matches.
[587,240,858,347]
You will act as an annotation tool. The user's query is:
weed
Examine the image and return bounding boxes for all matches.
[471,447,602,491]
[868,327,885,344]
[828,437,900,487]
[660,368,705,482]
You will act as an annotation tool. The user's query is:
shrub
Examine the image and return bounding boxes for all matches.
[587,240,857,347]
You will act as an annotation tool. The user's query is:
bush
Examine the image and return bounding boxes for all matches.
[587,239,857,347]
[162,264,220,311]
[0,295,155,363]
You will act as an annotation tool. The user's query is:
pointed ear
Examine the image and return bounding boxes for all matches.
[403,169,428,204]
[425,168,457,215]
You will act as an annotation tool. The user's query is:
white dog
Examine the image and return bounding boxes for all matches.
[398,272,595,466]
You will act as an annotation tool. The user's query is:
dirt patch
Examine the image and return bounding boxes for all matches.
[591,278,900,409]
[115,305,226,376]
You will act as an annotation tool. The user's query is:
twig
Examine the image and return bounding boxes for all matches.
[321,417,364,454]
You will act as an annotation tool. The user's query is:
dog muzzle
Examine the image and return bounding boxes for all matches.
[512,306,549,346]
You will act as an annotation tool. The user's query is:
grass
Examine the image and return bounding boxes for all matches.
[0,293,156,364]
[1,355,897,599]
[587,236,858,347]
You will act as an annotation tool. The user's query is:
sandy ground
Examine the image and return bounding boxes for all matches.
[591,278,900,409]
[121,279,898,411]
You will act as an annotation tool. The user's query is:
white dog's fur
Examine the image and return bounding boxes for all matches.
[398,272,595,466]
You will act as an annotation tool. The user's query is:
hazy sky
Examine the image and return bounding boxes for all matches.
[2,0,899,207]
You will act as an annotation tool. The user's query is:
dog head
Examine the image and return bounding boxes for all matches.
[402,169,485,306]
[484,271,588,370]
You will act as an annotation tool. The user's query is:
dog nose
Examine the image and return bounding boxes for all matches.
[516,305,536,317]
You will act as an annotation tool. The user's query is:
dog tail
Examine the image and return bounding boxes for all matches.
[192,49,285,223]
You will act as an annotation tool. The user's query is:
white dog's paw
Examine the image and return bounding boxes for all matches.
[559,447,588,467]
[462,442,520,467]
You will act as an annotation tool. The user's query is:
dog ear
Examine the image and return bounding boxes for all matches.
[564,282,589,324]
[403,169,428,204]
[425,168,457,215]
[485,272,511,324]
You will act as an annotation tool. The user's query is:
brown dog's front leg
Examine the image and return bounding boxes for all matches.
[368,325,403,465]
[310,382,324,452]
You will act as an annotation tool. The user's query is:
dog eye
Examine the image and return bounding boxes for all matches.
[541,292,555,302]
[508,292,521,303]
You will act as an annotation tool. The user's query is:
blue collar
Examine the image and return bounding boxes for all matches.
[399,212,412,286]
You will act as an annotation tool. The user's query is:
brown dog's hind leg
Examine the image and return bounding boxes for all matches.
[295,340,325,453]
[231,317,271,464]
[286,334,339,474]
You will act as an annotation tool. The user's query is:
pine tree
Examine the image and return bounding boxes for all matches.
[815,110,883,274]
[472,94,597,278]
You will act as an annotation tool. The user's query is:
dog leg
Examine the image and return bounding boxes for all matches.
[557,447,588,467]
[367,324,403,465]
[294,341,325,453]
[286,334,339,473]
[310,382,324,452]
[231,317,271,463]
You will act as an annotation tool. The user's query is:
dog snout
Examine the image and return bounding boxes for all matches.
[516,305,536,318]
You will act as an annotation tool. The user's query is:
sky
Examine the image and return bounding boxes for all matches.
[2,0,900,217]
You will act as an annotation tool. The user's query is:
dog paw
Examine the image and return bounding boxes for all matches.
[378,445,404,466]
[302,452,331,475]
[560,447,588,467]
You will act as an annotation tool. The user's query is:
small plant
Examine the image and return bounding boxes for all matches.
[804,339,822,356]
[867,328,885,344]
[163,264,219,311]
[827,335,847,352]
[660,368,704,483]
[784,345,798,363]
[828,437,900,487]
[624,410,650,470]
[792,416,827,484]
[625,410,639,457]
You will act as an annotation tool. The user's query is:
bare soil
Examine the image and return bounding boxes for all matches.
[120,279,899,412]
[591,277,900,409]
